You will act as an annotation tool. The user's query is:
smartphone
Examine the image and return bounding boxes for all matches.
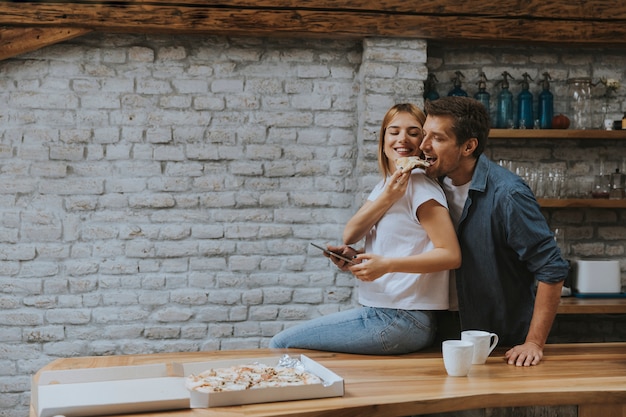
[310,242,356,265]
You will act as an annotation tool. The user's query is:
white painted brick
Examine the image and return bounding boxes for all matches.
[16,144,50,160]
[64,260,98,276]
[0,327,22,344]
[245,78,283,94]
[202,192,236,207]
[172,127,206,144]
[144,326,181,339]
[147,176,190,192]
[160,95,192,109]
[129,193,176,208]
[153,145,185,160]
[297,65,330,79]
[99,259,139,275]
[82,224,119,240]
[154,241,198,258]
[30,161,67,178]
[234,322,261,337]
[105,143,132,159]
[208,289,241,305]
[229,306,248,321]
[24,326,65,342]
[81,92,121,109]
[96,195,127,210]
[158,45,187,61]
[249,305,278,321]
[208,323,234,338]
[181,324,208,339]
[226,94,260,109]
[18,262,58,278]
[11,91,79,109]
[138,78,173,95]
[211,79,244,92]
[0,310,43,326]
[36,243,70,260]
[78,110,109,128]
[161,258,189,273]
[276,305,311,320]
[194,95,225,110]
[229,255,261,271]
[0,245,36,261]
[93,127,120,144]
[0,227,18,243]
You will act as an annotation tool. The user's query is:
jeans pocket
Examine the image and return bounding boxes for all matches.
[378,309,435,354]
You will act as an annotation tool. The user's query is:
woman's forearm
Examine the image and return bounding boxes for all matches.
[343,197,394,244]
[385,247,461,274]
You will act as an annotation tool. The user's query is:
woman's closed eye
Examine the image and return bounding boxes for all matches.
[387,128,423,138]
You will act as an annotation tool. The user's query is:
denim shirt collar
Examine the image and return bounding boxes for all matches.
[458,154,489,228]
[469,154,489,193]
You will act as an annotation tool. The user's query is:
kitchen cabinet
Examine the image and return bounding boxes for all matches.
[489,129,626,208]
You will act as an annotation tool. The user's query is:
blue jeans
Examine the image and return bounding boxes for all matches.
[269,307,436,355]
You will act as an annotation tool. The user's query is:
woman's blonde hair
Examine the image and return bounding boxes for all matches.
[377,103,426,179]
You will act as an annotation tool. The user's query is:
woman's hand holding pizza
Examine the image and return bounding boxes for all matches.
[383,169,410,200]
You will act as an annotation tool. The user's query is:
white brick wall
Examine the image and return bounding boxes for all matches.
[1,33,626,417]
[0,34,428,415]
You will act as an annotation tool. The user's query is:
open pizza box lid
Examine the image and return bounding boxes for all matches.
[32,363,189,417]
[172,354,344,408]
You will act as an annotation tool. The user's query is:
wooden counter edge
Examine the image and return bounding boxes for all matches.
[557,297,626,314]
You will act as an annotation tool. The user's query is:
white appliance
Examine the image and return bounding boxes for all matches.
[573,259,622,294]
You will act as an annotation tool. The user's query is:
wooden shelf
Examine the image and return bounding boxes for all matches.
[558,297,626,314]
[489,129,626,140]
[538,198,626,208]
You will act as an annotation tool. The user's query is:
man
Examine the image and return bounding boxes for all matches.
[421,96,568,367]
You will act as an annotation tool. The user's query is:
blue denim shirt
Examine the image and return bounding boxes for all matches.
[455,155,569,346]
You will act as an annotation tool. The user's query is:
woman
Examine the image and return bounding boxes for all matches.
[269,103,461,355]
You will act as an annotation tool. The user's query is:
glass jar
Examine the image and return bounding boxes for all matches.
[592,174,611,199]
[566,78,593,130]
[610,169,625,199]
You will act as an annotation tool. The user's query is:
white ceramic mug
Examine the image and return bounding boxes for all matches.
[461,330,499,364]
[442,340,474,377]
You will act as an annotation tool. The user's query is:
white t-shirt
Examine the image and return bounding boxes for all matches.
[441,176,470,227]
[441,176,471,311]
[358,171,450,310]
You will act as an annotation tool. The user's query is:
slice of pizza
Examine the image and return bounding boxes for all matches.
[395,156,430,170]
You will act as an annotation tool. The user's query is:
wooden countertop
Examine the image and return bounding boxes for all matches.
[31,343,626,417]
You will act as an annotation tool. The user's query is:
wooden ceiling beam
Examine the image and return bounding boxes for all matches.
[2,0,621,20]
[0,1,625,61]
[0,27,91,61]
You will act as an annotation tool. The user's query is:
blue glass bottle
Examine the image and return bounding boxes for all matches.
[424,73,440,101]
[517,72,534,129]
[496,72,514,129]
[537,72,553,129]
[474,72,490,113]
[448,71,468,97]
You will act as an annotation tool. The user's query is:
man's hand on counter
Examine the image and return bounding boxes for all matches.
[504,341,543,366]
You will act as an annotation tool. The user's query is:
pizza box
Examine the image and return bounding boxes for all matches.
[32,363,189,417]
[173,354,344,408]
